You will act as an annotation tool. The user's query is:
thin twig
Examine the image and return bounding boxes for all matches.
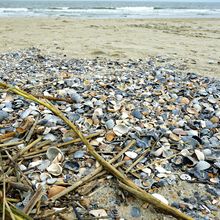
[25,115,39,143]
[5,200,16,220]
[0,141,24,148]
[23,185,43,215]
[12,136,42,161]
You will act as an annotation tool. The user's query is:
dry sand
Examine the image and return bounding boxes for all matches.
[0,18,220,78]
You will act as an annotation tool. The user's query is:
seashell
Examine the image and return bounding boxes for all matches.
[193,104,202,112]
[47,163,63,176]
[105,131,116,141]
[182,136,200,148]
[37,160,51,171]
[180,97,190,104]
[152,147,164,157]
[210,177,219,184]
[152,193,169,205]
[20,108,32,119]
[210,116,219,124]
[171,155,183,165]
[125,151,138,159]
[48,185,66,198]
[172,128,187,136]
[28,160,43,168]
[123,156,132,161]
[69,92,82,103]
[169,133,180,142]
[215,111,220,117]
[68,113,80,122]
[214,162,220,169]
[121,111,129,119]
[0,110,9,122]
[180,174,192,181]
[40,173,52,182]
[142,178,155,188]
[105,119,115,130]
[64,161,80,172]
[113,124,130,136]
[195,160,211,171]
[130,207,141,218]
[89,209,108,219]
[136,139,148,148]
[46,147,64,162]
[28,172,40,181]
[43,133,57,142]
[186,108,198,115]
[142,167,151,176]
[208,96,217,104]
[46,178,57,185]
[73,150,85,159]
[202,149,212,156]
[194,149,205,161]
[43,127,51,135]
[187,130,199,136]
[155,166,171,174]
[19,164,27,171]
[93,108,103,117]
[84,100,94,108]
[157,173,168,178]
[132,109,143,119]
[90,139,100,146]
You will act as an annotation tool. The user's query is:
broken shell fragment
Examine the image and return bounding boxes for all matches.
[89,209,108,219]
[113,124,130,136]
[125,151,138,159]
[48,185,66,198]
[194,149,205,161]
[195,160,211,171]
[64,161,80,172]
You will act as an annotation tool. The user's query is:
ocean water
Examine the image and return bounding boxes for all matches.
[0,1,220,18]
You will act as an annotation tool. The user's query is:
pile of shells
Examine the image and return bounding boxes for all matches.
[0,48,219,220]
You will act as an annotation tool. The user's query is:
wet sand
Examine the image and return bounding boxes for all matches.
[0,18,220,78]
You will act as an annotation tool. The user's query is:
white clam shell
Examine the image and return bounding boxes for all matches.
[89,209,108,218]
[47,163,63,176]
[46,147,64,162]
[113,124,130,136]
[195,149,205,161]
[142,168,151,176]
[155,166,171,174]
[28,160,43,168]
[125,151,138,159]
[152,146,164,157]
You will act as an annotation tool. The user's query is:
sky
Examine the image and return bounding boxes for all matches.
[4,0,220,1]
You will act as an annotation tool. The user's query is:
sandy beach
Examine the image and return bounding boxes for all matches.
[1,15,220,220]
[0,18,220,78]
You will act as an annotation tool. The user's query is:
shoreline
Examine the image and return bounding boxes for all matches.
[0,17,220,78]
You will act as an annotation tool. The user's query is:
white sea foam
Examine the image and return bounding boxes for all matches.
[0,6,220,18]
